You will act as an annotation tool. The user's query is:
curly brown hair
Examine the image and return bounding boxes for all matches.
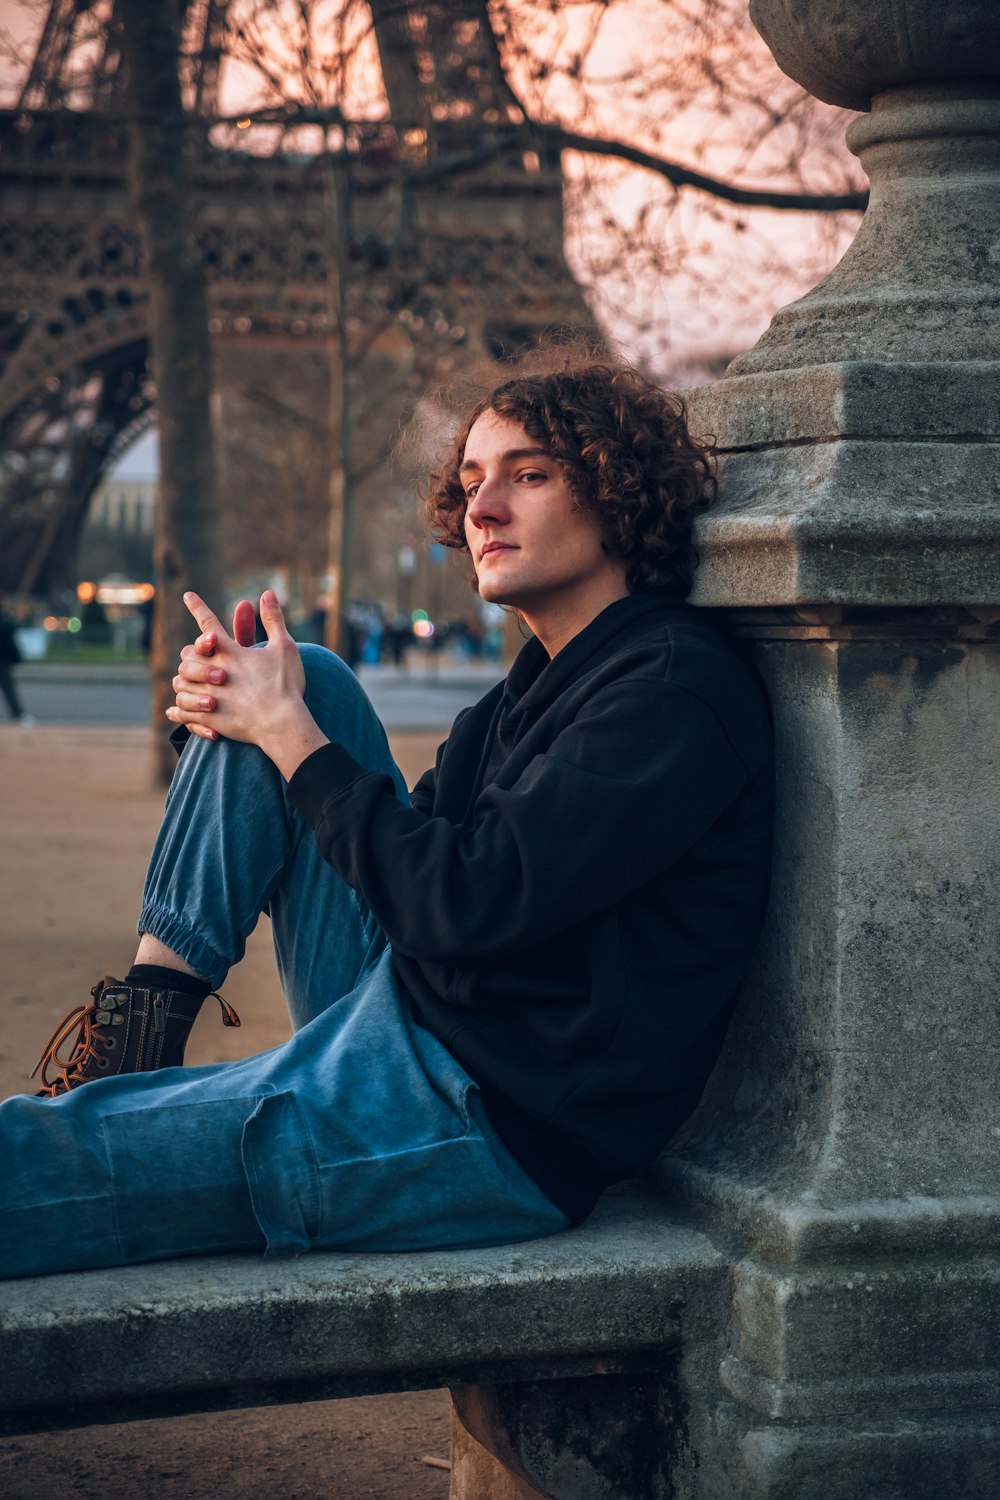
[424,358,716,599]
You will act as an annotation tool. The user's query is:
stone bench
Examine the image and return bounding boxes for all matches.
[0,1183,725,1497]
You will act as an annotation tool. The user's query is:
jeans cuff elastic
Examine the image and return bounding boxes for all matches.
[135,904,229,991]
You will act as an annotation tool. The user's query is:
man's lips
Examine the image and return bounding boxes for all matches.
[480,542,517,558]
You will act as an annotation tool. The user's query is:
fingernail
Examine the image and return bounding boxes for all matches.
[210,669,224,684]
[200,697,213,710]
[262,590,276,607]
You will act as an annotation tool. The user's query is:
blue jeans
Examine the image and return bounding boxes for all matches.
[0,646,569,1278]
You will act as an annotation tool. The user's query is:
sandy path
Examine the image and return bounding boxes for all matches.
[0,725,442,1096]
[0,725,452,1500]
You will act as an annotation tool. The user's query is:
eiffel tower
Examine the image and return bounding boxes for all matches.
[0,0,592,611]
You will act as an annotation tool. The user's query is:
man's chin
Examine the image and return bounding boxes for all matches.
[475,580,517,607]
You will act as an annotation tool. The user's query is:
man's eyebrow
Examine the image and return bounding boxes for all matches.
[459,447,553,473]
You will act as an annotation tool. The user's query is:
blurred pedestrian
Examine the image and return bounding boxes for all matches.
[386,613,411,668]
[0,597,33,726]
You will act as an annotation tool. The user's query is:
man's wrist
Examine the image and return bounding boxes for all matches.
[259,701,330,782]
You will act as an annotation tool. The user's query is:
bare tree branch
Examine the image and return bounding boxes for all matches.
[535,124,868,212]
[201,98,867,212]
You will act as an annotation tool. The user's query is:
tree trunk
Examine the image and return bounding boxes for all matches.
[321,148,352,657]
[118,0,220,785]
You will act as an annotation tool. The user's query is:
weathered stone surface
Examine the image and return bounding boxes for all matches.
[0,1185,725,1436]
[689,443,1000,606]
[723,1255,1000,1421]
[683,81,1000,611]
[642,616,1000,1499]
[688,362,1000,450]
[662,628,1000,1246]
[715,1409,1000,1500]
[726,91,1000,373]
[749,0,1000,110]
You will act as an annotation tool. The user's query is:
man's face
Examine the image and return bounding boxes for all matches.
[461,411,627,639]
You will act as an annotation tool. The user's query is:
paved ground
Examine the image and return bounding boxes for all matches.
[0,722,458,1500]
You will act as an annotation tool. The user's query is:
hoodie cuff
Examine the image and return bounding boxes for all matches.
[286,740,373,828]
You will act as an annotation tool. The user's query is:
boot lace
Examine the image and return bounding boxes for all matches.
[31,977,121,1097]
[31,979,241,1097]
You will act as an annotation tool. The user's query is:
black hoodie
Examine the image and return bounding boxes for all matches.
[288,594,774,1221]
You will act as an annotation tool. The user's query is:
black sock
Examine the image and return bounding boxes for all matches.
[125,964,211,999]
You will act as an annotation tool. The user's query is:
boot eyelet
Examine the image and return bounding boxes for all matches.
[96,1056,109,1069]
[104,1036,117,1050]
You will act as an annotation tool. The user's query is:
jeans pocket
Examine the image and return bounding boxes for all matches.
[104,1095,268,1263]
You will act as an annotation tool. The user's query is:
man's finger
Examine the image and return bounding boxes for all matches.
[183,592,228,641]
[180,637,218,663]
[174,672,218,694]
[233,599,256,648]
[258,590,291,643]
[175,660,226,685]
[175,689,218,713]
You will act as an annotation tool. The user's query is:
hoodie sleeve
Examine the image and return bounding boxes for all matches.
[286,679,754,968]
[407,737,445,816]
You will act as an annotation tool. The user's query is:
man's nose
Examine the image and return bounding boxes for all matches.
[466,481,511,527]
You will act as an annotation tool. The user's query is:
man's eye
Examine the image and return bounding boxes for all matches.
[518,470,545,483]
[465,482,480,499]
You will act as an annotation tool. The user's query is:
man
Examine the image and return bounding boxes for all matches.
[3,358,773,1278]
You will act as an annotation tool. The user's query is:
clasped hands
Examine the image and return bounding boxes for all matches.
[168,590,329,781]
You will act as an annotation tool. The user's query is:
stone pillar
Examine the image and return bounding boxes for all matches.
[658,2,1000,1493]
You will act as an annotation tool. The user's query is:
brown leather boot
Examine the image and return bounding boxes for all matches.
[31,976,241,1098]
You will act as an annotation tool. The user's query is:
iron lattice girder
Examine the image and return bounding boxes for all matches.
[0,108,564,430]
[0,340,152,596]
[18,1,520,130]
[0,2,583,602]
[17,0,230,118]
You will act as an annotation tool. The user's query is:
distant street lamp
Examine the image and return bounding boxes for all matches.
[396,535,416,617]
